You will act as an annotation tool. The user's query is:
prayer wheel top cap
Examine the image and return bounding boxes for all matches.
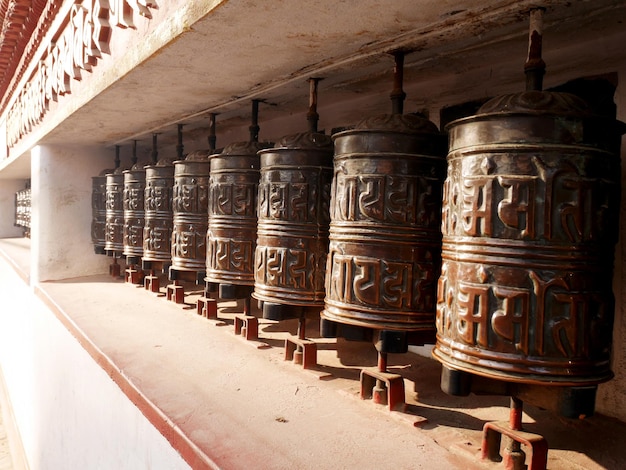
[332,113,445,157]
[476,90,589,117]
[219,140,273,157]
[176,149,212,163]
[97,168,114,176]
[335,113,440,137]
[445,90,626,152]
[126,162,146,172]
[259,131,333,153]
[145,157,174,169]
[106,167,125,176]
[258,131,334,167]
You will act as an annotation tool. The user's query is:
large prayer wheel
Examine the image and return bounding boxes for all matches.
[321,113,447,337]
[170,150,211,274]
[206,141,270,298]
[432,90,622,386]
[254,132,334,320]
[142,158,175,266]
[104,168,125,254]
[122,164,146,261]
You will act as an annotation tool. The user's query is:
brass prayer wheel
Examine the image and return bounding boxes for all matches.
[170,150,211,274]
[122,164,146,260]
[254,132,334,320]
[15,186,31,238]
[321,113,447,335]
[206,141,271,298]
[432,91,622,385]
[142,158,175,266]
[91,171,109,254]
[104,168,125,254]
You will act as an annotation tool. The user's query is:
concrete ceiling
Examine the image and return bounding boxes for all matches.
[3,0,626,177]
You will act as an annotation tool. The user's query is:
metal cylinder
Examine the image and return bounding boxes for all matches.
[122,164,146,260]
[171,150,211,272]
[321,113,447,333]
[15,186,31,238]
[104,168,125,254]
[91,171,110,254]
[142,158,175,264]
[432,91,622,386]
[254,132,334,319]
[206,141,271,294]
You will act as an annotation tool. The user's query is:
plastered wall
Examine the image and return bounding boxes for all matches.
[597,66,626,422]
[0,178,26,238]
[0,257,191,470]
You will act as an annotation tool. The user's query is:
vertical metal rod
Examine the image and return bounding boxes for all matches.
[151,134,158,164]
[307,78,321,133]
[114,145,120,169]
[208,113,217,152]
[509,396,524,431]
[176,124,184,160]
[390,51,406,115]
[249,99,260,142]
[375,351,388,399]
[504,397,526,469]
[524,7,546,92]
[294,314,306,359]
[298,315,306,341]
[131,140,138,166]
[378,351,388,373]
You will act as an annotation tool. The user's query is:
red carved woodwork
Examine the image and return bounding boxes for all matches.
[2,0,158,150]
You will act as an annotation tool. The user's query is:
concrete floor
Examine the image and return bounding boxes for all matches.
[0,368,19,470]
[1,237,626,469]
[40,275,626,469]
[0,404,15,470]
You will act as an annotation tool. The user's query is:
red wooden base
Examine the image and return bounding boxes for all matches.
[144,275,160,293]
[166,284,184,304]
[234,315,258,341]
[481,420,548,470]
[284,337,317,369]
[360,368,406,412]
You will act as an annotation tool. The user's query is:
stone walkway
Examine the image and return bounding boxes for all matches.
[0,394,14,470]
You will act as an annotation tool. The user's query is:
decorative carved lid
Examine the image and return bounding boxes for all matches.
[274,131,333,150]
[220,140,273,156]
[445,89,624,152]
[477,90,589,116]
[153,157,175,167]
[351,113,440,134]
[183,149,213,161]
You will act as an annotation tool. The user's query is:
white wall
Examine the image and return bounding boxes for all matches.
[30,145,114,283]
[0,256,190,470]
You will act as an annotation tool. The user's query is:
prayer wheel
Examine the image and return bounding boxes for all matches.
[254,131,334,320]
[432,90,622,386]
[122,163,146,261]
[206,140,271,298]
[15,185,31,239]
[142,158,175,267]
[170,150,211,276]
[104,168,125,255]
[321,113,447,345]
[91,171,110,254]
